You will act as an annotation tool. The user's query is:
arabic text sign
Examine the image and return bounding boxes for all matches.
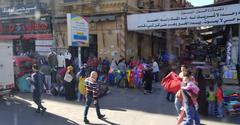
[127,4,240,30]
[67,13,89,47]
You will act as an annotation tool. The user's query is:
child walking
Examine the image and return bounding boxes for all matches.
[207,85,216,116]
[216,82,224,118]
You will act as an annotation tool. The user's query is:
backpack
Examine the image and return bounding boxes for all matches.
[207,91,215,102]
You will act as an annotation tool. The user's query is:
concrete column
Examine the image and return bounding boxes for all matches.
[164,0,172,54]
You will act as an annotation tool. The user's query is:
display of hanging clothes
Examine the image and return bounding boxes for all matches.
[64,51,72,67]
[57,53,66,68]
[231,37,239,65]
[226,41,232,65]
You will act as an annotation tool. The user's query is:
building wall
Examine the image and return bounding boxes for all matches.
[93,21,119,59]
[126,32,138,58]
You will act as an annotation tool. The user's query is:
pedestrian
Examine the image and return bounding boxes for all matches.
[143,64,153,94]
[152,58,160,82]
[175,65,188,113]
[207,85,216,116]
[29,64,47,113]
[216,82,224,118]
[64,66,76,100]
[118,59,127,88]
[83,71,105,124]
[40,62,52,94]
[76,66,86,102]
[179,73,200,125]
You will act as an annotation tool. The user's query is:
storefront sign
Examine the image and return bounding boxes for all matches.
[35,40,53,56]
[67,13,89,47]
[0,17,51,35]
[0,3,48,17]
[127,3,240,30]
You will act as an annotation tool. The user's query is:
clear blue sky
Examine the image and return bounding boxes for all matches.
[188,0,214,6]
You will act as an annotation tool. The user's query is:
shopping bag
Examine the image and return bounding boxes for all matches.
[64,73,73,82]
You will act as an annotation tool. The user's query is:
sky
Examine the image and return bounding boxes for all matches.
[188,0,214,6]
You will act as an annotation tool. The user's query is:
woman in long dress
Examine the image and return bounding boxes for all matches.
[64,66,76,100]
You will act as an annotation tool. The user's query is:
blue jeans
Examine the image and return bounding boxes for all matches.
[181,105,200,125]
[208,101,215,116]
[33,90,44,110]
[77,92,84,101]
[153,72,159,82]
[83,92,101,119]
[175,98,182,115]
[217,102,224,117]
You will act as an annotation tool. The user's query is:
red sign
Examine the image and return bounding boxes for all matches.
[0,22,50,34]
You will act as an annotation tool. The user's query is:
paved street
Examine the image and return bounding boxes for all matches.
[0,83,239,125]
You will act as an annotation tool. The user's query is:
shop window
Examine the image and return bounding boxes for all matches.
[13,39,35,56]
[149,0,154,9]
[17,0,24,4]
[82,35,98,63]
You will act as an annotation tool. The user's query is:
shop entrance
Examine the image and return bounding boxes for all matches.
[13,39,35,56]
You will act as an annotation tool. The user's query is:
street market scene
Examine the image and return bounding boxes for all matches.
[0,0,240,125]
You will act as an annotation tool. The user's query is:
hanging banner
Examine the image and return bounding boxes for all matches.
[35,40,53,56]
[127,3,240,31]
[67,13,89,47]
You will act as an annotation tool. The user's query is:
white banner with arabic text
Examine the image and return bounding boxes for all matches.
[127,4,240,30]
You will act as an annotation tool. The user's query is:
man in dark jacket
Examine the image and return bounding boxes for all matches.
[31,64,47,113]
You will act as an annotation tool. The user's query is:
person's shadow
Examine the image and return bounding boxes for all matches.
[100,118,120,125]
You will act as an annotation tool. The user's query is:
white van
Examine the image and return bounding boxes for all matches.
[0,41,15,96]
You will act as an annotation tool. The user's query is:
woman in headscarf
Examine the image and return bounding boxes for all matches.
[64,66,76,100]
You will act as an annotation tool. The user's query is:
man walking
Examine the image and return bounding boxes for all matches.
[30,64,47,113]
[83,71,105,124]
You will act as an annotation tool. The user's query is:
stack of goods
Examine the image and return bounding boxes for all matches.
[222,65,238,85]
[223,90,240,115]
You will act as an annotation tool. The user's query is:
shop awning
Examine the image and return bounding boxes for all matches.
[0,35,20,40]
[0,34,53,40]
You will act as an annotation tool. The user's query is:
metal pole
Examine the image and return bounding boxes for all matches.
[78,47,82,68]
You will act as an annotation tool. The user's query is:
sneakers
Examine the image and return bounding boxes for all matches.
[84,114,105,124]
[84,119,90,124]
[42,107,47,112]
[98,114,105,119]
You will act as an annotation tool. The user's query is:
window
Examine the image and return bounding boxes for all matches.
[17,0,24,4]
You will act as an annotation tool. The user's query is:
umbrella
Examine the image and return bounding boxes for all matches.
[161,72,182,93]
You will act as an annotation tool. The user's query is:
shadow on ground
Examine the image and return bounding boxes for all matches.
[11,83,240,125]
[0,97,79,125]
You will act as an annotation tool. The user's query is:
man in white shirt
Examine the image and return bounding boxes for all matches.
[152,59,160,82]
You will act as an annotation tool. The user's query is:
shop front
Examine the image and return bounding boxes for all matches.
[0,16,53,56]
[127,3,240,116]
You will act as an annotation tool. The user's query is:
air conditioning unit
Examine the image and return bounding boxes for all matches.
[137,0,144,9]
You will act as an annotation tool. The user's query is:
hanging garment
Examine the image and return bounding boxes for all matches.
[57,54,66,68]
[47,52,58,68]
[231,37,239,65]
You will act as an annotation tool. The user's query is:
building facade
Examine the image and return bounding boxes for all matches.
[54,0,190,62]
[0,0,190,61]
